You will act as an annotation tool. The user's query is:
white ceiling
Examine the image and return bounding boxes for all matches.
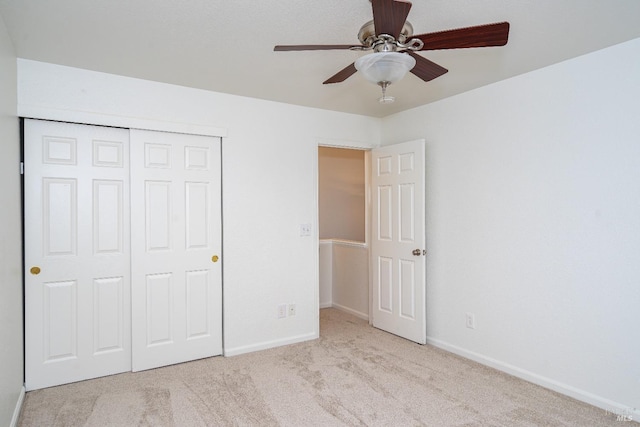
[1,0,639,118]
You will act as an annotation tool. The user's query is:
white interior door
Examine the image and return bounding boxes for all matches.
[130,129,222,371]
[24,119,131,390]
[371,139,426,344]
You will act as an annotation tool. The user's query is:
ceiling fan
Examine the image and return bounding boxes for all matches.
[274,0,510,103]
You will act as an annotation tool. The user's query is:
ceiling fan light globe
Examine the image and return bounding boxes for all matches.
[354,52,416,85]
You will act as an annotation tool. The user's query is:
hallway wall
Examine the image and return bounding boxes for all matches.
[318,147,365,242]
[319,239,368,320]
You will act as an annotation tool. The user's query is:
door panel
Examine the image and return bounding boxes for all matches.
[146,272,173,345]
[185,269,210,338]
[25,119,131,390]
[185,182,209,248]
[378,257,393,313]
[43,178,77,255]
[93,180,124,253]
[131,129,222,371]
[399,259,416,319]
[371,140,426,344]
[93,276,125,353]
[399,183,415,242]
[145,180,172,251]
[44,280,76,361]
[378,185,393,240]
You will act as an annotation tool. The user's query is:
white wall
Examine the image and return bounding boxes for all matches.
[382,38,640,415]
[17,59,380,356]
[0,14,24,427]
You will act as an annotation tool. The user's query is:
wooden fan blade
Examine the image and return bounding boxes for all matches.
[372,0,412,39]
[323,63,357,84]
[413,22,510,51]
[407,52,448,82]
[274,44,362,51]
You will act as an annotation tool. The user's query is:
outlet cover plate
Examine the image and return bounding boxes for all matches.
[300,223,312,237]
[278,304,287,319]
[466,312,476,329]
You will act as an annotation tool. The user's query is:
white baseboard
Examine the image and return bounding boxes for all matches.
[426,337,639,421]
[10,386,25,427]
[319,302,332,309]
[331,303,369,321]
[223,331,318,357]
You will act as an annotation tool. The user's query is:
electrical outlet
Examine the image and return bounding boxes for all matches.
[288,303,296,316]
[277,304,287,319]
[300,223,311,237]
[466,312,476,329]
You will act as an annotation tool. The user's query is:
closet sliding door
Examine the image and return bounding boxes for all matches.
[24,119,132,391]
[130,129,222,372]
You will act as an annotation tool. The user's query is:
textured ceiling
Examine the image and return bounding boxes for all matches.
[1,0,639,118]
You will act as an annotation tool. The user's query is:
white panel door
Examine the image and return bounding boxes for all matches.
[130,129,222,371]
[24,119,131,390]
[371,140,426,344]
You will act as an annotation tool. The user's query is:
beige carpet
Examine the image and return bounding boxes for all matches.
[19,308,628,426]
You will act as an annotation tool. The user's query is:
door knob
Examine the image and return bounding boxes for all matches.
[30,266,41,275]
[211,255,219,263]
[412,249,421,256]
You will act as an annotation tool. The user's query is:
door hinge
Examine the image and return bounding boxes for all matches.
[20,162,24,175]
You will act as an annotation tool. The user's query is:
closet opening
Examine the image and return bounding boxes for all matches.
[317,146,369,322]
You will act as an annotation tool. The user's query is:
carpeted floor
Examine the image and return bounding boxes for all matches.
[19,308,628,426]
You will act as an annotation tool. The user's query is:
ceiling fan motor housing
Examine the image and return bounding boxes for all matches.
[358,19,414,47]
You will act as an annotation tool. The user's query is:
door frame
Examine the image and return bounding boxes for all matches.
[316,138,427,333]
[316,139,373,325]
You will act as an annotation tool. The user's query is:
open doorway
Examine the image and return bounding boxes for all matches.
[318,146,369,321]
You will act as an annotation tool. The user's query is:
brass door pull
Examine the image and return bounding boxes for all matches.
[30,266,41,275]
[211,255,219,263]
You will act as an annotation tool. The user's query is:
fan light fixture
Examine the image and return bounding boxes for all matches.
[355,52,416,103]
[273,0,511,104]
